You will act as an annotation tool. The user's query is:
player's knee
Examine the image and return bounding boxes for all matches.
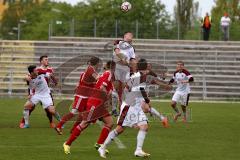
[24,103,33,110]
[171,102,176,107]
[47,106,55,114]
[139,124,148,131]
[106,119,114,128]
[141,103,150,113]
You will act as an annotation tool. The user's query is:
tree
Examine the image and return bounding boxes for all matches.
[1,0,172,40]
[73,0,170,38]
[174,0,199,39]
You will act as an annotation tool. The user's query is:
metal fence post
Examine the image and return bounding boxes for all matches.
[156,21,159,39]
[177,20,180,40]
[70,18,75,37]
[17,23,21,40]
[8,68,13,97]
[135,20,138,39]
[94,19,97,37]
[202,54,207,100]
[115,20,118,38]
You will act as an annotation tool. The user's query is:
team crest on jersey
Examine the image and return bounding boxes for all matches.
[119,41,132,50]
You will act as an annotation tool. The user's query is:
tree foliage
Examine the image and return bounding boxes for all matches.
[174,0,199,39]
[0,0,172,40]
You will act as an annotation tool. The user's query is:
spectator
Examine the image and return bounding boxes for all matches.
[220,12,231,41]
[202,12,212,41]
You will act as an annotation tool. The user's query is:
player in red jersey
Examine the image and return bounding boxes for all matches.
[19,55,59,128]
[62,61,116,155]
[55,56,101,135]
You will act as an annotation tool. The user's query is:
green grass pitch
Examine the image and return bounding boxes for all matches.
[0,98,239,160]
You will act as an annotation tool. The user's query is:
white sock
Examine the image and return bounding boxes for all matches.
[103,129,118,148]
[23,109,29,125]
[136,130,147,151]
[112,91,118,111]
[150,107,165,121]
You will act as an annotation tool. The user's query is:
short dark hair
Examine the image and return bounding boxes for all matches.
[39,55,48,62]
[88,56,100,66]
[177,60,184,66]
[105,61,116,69]
[123,32,133,37]
[137,58,148,70]
[28,65,37,73]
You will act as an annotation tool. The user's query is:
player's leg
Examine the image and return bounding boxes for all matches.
[171,92,181,121]
[21,101,35,128]
[19,105,35,128]
[96,115,113,146]
[142,101,168,128]
[111,89,119,116]
[44,108,54,127]
[43,95,61,122]
[98,103,129,158]
[56,96,84,134]
[181,93,190,122]
[70,114,83,133]
[98,125,125,158]
[134,123,150,157]
[63,120,90,154]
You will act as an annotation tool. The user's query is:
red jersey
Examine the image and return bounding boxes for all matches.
[84,70,113,121]
[95,70,113,94]
[36,66,53,84]
[75,66,98,96]
[80,65,97,88]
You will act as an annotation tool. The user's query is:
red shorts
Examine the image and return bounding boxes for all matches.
[72,96,88,112]
[84,97,110,122]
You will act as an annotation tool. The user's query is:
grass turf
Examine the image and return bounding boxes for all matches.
[0,98,239,160]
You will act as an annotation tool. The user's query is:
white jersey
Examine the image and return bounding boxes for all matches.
[221,16,231,26]
[29,74,51,96]
[125,72,147,106]
[113,40,136,70]
[172,69,192,93]
[117,72,148,127]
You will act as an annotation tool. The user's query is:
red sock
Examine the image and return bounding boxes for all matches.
[66,125,83,146]
[20,118,25,123]
[97,126,111,144]
[57,112,74,128]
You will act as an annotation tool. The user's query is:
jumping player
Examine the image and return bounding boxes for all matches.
[112,32,136,112]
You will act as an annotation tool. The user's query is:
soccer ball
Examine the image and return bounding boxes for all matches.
[121,1,132,12]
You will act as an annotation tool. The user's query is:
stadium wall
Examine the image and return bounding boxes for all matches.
[0,38,240,101]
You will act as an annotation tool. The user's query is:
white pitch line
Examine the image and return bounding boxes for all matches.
[96,121,126,149]
[151,99,240,104]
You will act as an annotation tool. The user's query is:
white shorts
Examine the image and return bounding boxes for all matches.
[30,94,53,109]
[172,91,190,106]
[114,64,130,83]
[117,100,148,128]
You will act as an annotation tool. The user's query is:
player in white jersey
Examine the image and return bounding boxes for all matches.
[112,32,137,114]
[98,59,171,158]
[168,61,194,122]
[21,65,60,128]
[19,55,59,128]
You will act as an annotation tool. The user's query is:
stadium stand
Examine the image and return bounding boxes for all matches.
[0,37,240,101]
